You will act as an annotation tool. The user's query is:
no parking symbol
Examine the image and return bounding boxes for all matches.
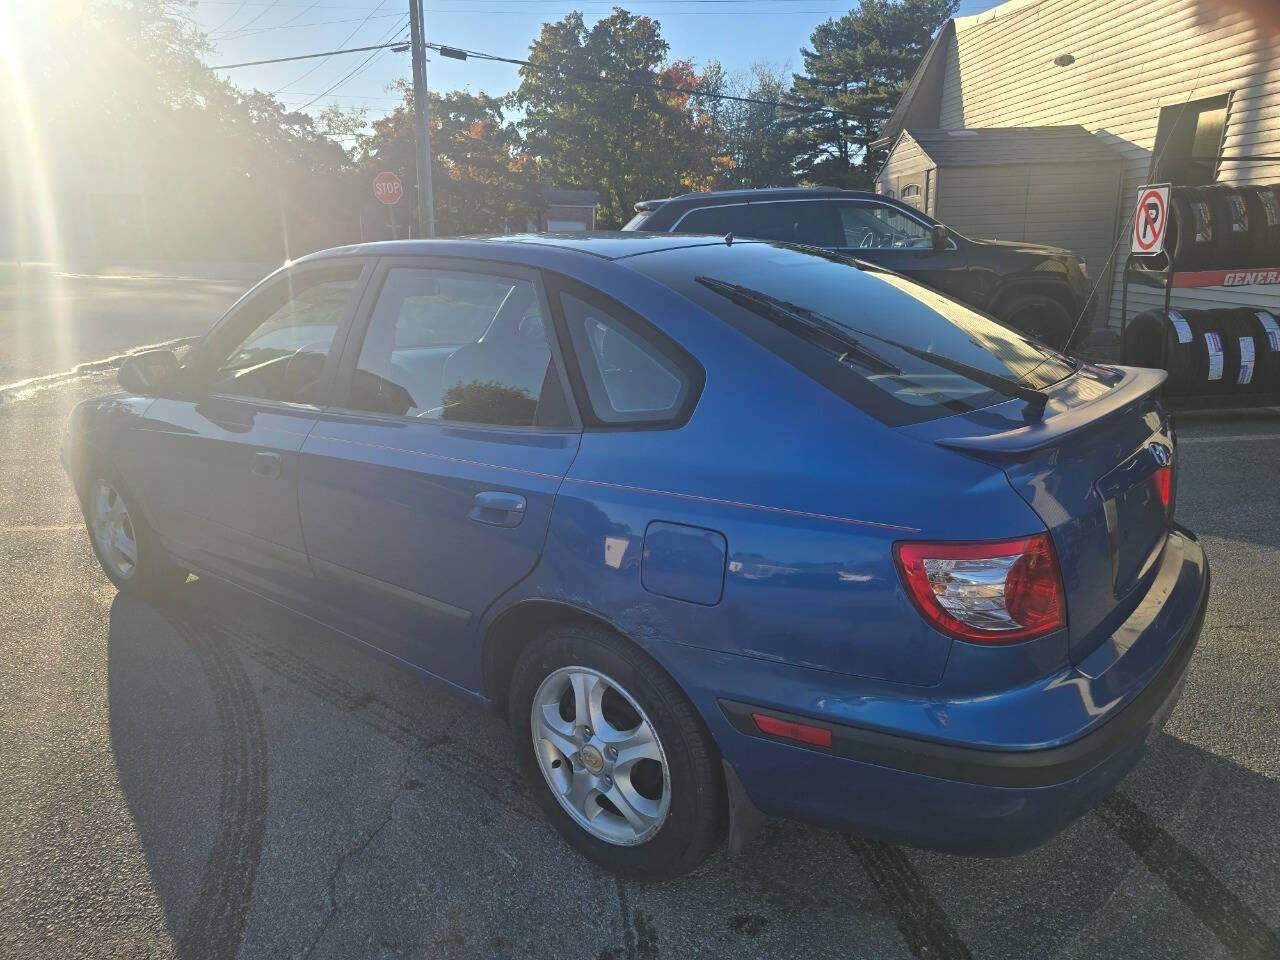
[1132,184,1170,255]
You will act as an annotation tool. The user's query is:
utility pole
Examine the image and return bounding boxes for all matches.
[408,0,435,237]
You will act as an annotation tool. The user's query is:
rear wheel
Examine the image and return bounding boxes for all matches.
[83,467,187,597]
[509,623,723,880]
[997,292,1075,349]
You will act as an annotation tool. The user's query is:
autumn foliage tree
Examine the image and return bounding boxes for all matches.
[513,10,718,227]
[360,84,541,236]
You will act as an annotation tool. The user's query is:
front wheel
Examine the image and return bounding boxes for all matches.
[509,624,724,880]
[83,467,187,598]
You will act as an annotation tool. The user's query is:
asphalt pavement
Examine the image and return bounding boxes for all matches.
[1,274,1279,960]
[0,267,253,387]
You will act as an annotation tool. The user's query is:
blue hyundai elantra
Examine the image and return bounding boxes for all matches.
[62,234,1209,880]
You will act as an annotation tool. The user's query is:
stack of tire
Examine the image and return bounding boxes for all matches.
[1123,306,1280,395]
[1154,183,1280,271]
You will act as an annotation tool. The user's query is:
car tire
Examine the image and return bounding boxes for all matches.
[996,293,1075,349]
[81,463,188,598]
[509,622,724,880]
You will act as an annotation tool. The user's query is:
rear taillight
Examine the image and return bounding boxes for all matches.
[1152,463,1173,516]
[893,534,1066,643]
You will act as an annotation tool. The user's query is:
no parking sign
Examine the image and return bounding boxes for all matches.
[1132,183,1171,255]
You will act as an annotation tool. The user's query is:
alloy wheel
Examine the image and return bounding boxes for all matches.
[530,666,671,846]
[88,479,138,580]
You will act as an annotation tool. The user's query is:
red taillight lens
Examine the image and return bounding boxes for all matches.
[1152,464,1173,515]
[893,534,1066,643]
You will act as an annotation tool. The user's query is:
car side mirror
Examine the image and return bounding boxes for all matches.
[931,224,949,251]
[118,349,183,396]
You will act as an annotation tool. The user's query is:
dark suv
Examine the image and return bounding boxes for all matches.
[624,187,1094,347]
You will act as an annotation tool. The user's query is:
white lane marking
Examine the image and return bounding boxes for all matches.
[3,524,82,533]
[53,271,251,283]
[1179,433,1280,444]
[0,336,199,402]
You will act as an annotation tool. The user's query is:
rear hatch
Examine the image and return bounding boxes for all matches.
[908,363,1174,664]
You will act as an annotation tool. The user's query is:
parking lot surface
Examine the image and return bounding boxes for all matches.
[2,359,1279,959]
[0,269,250,388]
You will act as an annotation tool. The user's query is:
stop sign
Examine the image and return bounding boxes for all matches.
[373,171,403,206]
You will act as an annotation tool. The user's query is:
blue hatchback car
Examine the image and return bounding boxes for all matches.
[63,234,1209,880]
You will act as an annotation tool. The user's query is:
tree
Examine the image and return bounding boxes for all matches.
[513,10,716,227]
[790,0,956,188]
[7,0,362,260]
[701,60,797,189]
[360,83,541,236]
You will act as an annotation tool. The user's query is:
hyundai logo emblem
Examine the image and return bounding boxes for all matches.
[1149,442,1172,467]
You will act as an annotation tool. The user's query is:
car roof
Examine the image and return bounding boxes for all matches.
[635,186,879,211]
[294,232,735,267]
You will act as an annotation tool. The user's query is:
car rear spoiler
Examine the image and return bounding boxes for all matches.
[935,366,1167,455]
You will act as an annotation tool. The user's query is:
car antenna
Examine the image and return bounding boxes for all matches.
[724,232,733,245]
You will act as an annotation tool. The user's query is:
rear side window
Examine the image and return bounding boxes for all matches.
[628,243,1076,426]
[677,202,841,247]
[557,290,695,426]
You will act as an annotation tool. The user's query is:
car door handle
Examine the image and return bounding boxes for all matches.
[468,491,526,527]
[251,451,283,479]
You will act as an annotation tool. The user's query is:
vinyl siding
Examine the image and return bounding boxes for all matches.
[877,134,937,211]
[937,0,1280,326]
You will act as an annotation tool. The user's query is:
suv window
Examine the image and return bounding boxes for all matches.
[677,201,841,247]
[209,267,360,404]
[345,267,571,427]
[838,203,934,249]
[559,290,692,425]
[628,242,1076,426]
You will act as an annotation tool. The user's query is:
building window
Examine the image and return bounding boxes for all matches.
[1151,93,1230,186]
[900,184,923,210]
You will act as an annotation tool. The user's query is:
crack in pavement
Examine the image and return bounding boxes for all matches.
[302,755,419,960]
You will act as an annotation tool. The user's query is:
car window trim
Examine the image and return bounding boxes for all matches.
[542,271,705,431]
[325,255,581,432]
[669,198,958,251]
[191,257,376,410]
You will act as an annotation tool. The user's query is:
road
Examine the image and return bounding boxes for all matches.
[0,268,252,387]
[1,274,1279,960]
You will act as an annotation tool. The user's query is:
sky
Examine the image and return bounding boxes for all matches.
[198,0,1006,123]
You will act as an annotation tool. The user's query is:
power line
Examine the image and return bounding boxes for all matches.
[198,0,842,6]
[216,11,402,39]
[210,32,863,128]
[296,25,409,109]
[272,0,396,93]
[212,34,845,121]
[211,0,283,38]
[210,40,408,69]
[424,41,830,117]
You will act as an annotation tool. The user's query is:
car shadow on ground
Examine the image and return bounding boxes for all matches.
[107,578,1280,960]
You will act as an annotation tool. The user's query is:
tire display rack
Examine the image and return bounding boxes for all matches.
[1121,251,1280,409]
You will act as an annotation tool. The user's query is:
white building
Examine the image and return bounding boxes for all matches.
[875,0,1280,329]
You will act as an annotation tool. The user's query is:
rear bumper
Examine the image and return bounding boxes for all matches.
[665,527,1209,856]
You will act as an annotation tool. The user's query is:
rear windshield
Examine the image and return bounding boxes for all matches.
[628,241,1076,425]
[622,212,652,231]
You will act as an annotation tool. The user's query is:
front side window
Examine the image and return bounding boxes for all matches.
[209,268,360,404]
[559,290,692,425]
[839,203,933,249]
[345,267,570,428]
